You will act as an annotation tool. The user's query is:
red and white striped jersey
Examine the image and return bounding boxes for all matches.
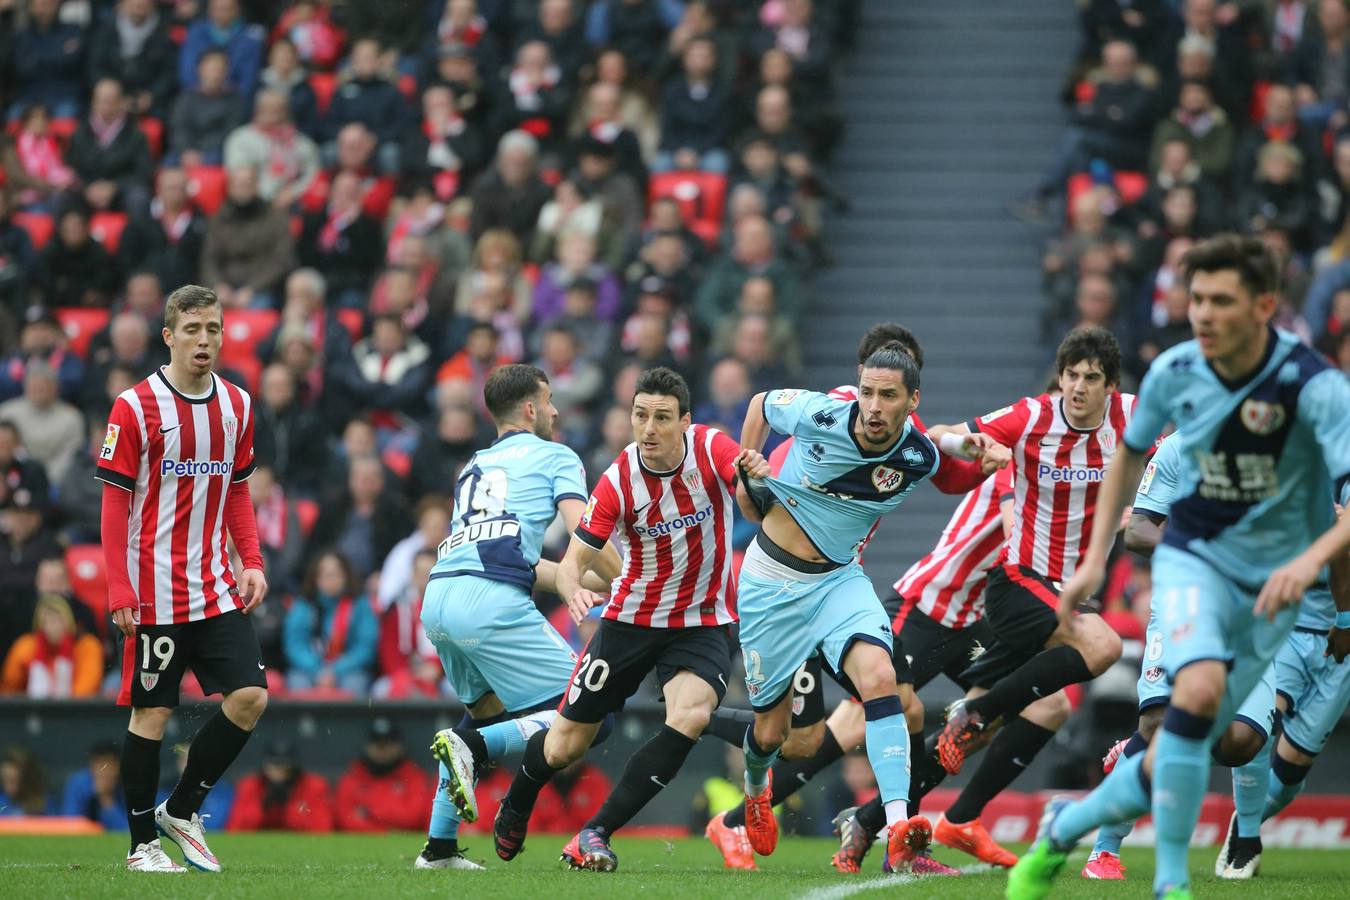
[575,424,738,628]
[970,392,1136,582]
[894,464,1015,629]
[95,369,257,625]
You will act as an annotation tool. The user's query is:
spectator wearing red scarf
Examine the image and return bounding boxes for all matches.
[3,105,75,208]
[269,0,344,71]
[119,167,209,290]
[283,551,378,694]
[1,594,103,698]
[399,84,486,201]
[298,170,383,307]
[224,89,321,209]
[493,41,571,158]
[374,549,446,699]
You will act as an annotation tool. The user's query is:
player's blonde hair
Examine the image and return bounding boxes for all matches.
[164,284,222,331]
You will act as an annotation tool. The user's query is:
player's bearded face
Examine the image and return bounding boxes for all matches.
[1188,269,1273,363]
[166,306,223,375]
[856,368,916,449]
[530,385,557,440]
[631,393,689,469]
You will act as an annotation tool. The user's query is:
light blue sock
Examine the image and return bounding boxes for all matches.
[862,696,909,820]
[1051,751,1150,849]
[743,727,779,793]
[1232,741,1272,838]
[1091,818,1134,856]
[480,711,555,761]
[1152,709,1215,894]
[428,760,462,840]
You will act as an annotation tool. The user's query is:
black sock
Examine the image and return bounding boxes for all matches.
[454,726,491,777]
[425,836,460,857]
[856,794,885,837]
[166,710,253,819]
[502,729,563,815]
[945,717,1055,824]
[908,731,947,810]
[586,725,697,835]
[724,727,846,828]
[705,707,756,746]
[121,732,161,850]
[965,646,1092,722]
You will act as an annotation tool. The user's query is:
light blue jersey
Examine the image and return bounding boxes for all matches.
[760,389,940,563]
[429,430,588,591]
[1124,329,1350,591]
[1133,433,1182,518]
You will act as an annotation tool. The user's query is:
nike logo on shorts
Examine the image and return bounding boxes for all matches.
[131,807,155,816]
[650,775,667,788]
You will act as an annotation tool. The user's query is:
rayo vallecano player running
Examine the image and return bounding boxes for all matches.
[415,363,619,870]
[733,346,1004,874]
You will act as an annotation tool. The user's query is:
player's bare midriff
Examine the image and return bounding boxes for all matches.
[760,504,831,565]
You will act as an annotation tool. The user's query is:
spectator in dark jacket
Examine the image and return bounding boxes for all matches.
[179,0,265,96]
[468,130,553,245]
[584,0,677,75]
[32,208,121,308]
[87,0,178,117]
[324,39,404,173]
[492,40,572,158]
[257,37,321,140]
[60,742,124,832]
[330,315,434,428]
[119,167,209,292]
[227,740,334,832]
[65,80,155,214]
[0,190,36,311]
[255,363,329,497]
[400,84,486,200]
[333,718,432,832]
[1287,0,1350,130]
[306,455,411,583]
[407,404,478,504]
[169,49,247,166]
[258,269,354,371]
[656,36,732,172]
[1237,141,1314,251]
[201,166,295,308]
[79,312,155,416]
[298,171,385,306]
[11,0,86,120]
[517,0,589,84]
[749,0,832,85]
[0,314,83,405]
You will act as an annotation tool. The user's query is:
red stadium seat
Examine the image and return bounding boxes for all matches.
[1066,170,1148,224]
[220,310,278,372]
[12,211,54,250]
[382,447,411,480]
[295,498,319,538]
[185,164,227,215]
[47,117,78,144]
[223,355,262,393]
[649,171,727,225]
[64,545,108,637]
[310,72,338,115]
[137,117,164,159]
[89,211,128,253]
[335,308,364,341]
[54,307,111,360]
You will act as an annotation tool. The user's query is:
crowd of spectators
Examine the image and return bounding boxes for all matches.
[1026,0,1350,386]
[0,0,860,699]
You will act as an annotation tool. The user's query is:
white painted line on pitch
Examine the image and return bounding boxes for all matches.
[794,865,995,900]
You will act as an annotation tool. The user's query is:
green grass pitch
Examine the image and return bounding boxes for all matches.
[0,833,1345,898]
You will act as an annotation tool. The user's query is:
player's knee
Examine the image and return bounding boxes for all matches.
[667,704,712,739]
[851,657,897,700]
[1215,722,1266,767]
[226,686,268,725]
[1077,620,1123,675]
[753,717,790,751]
[1171,672,1225,717]
[543,721,590,768]
[130,706,173,738]
[1138,706,1165,741]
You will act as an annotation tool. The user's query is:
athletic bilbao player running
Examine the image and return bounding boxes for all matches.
[98,285,268,873]
[705,323,999,873]
[734,347,1004,874]
[491,367,770,870]
[1008,235,1350,900]
[928,327,1132,777]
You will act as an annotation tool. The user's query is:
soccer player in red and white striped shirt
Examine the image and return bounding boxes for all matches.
[492,367,769,871]
[929,327,1132,776]
[97,285,268,874]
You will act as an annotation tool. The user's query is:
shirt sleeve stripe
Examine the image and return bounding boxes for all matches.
[232,461,257,483]
[556,492,588,504]
[95,467,135,492]
[574,527,607,550]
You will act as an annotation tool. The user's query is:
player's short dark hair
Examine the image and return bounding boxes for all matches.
[164,284,221,331]
[858,323,924,370]
[861,346,921,392]
[1055,327,1121,387]
[483,363,549,423]
[1182,234,1279,299]
[633,366,690,415]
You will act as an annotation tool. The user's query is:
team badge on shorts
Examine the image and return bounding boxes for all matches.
[1239,400,1286,436]
[140,671,160,691]
[1144,666,1164,683]
[792,694,804,716]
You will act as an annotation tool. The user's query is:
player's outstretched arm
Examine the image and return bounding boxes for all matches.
[1057,445,1147,622]
[557,536,607,625]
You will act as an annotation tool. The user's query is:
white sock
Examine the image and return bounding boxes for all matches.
[884,799,908,827]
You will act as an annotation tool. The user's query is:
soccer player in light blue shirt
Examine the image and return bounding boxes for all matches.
[733,346,1003,873]
[1008,235,1350,900]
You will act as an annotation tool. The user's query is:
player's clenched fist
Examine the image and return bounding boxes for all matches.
[568,588,607,625]
[239,567,269,614]
[111,607,137,638]
[736,448,771,480]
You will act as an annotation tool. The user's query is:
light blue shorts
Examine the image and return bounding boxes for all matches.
[1274,628,1350,756]
[1152,544,1297,741]
[737,538,891,712]
[421,573,578,713]
[1137,597,1279,740]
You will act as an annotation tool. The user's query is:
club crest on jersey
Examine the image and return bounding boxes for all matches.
[101,423,120,460]
[1099,430,1116,452]
[140,672,159,691]
[683,471,702,492]
[1239,400,1286,436]
[871,465,904,493]
[222,417,238,442]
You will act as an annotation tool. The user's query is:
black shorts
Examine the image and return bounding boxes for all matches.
[560,618,733,724]
[889,591,998,691]
[980,563,1061,655]
[118,610,267,707]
